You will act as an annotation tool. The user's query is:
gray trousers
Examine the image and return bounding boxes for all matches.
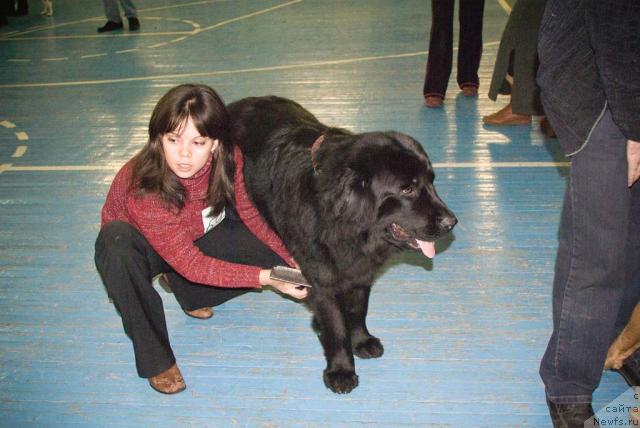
[103,0,137,22]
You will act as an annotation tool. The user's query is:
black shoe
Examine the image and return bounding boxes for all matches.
[614,358,640,387]
[97,20,123,33]
[546,398,598,428]
[128,17,140,31]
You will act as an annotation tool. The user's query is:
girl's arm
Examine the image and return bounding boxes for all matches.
[232,145,296,267]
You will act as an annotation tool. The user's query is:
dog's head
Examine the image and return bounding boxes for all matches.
[320,131,457,258]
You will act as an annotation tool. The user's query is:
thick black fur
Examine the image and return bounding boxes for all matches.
[229,96,457,394]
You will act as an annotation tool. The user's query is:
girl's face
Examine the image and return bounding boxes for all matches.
[161,116,217,179]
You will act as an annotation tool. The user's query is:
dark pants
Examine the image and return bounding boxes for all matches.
[423,0,485,99]
[539,109,640,404]
[94,208,284,378]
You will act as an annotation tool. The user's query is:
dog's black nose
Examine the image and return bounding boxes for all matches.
[440,216,457,232]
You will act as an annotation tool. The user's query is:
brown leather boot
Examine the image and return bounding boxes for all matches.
[149,364,186,394]
[483,103,531,125]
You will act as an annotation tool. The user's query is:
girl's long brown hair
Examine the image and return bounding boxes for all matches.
[130,84,234,216]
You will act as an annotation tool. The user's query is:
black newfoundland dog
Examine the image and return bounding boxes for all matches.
[229,96,457,394]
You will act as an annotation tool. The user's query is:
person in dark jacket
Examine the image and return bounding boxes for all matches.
[537,1,640,427]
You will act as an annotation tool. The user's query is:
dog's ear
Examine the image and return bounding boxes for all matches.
[329,166,374,225]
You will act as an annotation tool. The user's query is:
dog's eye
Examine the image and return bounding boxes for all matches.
[401,184,416,196]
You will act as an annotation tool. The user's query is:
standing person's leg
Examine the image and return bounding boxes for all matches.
[95,221,176,379]
[166,207,286,313]
[456,0,484,95]
[0,0,7,26]
[118,0,139,30]
[15,0,27,15]
[423,0,454,106]
[118,0,136,17]
[540,110,630,409]
[102,0,121,22]
[98,0,125,32]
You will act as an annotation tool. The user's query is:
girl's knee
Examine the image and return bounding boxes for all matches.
[96,221,136,251]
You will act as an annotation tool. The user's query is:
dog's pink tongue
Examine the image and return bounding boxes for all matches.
[417,240,436,258]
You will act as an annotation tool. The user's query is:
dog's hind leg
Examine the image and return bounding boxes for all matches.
[346,286,384,359]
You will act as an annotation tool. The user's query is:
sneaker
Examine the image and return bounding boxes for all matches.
[128,17,140,31]
[148,364,186,394]
[97,20,123,33]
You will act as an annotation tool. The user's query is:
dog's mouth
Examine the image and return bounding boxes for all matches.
[390,223,436,259]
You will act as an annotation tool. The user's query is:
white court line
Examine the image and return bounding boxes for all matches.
[5,31,196,42]
[437,162,569,168]
[80,53,108,59]
[0,44,499,89]
[43,57,69,62]
[0,121,17,128]
[0,162,570,174]
[11,146,27,158]
[194,0,302,33]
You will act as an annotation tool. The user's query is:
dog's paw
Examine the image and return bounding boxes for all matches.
[354,336,384,359]
[323,369,359,394]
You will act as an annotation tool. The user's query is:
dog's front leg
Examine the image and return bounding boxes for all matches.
[312,295,358,394]
[347,286,384,359]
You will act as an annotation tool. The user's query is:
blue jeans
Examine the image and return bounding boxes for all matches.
[540,109,640,404]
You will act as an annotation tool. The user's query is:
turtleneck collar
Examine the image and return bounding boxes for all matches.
[179,153,213,199]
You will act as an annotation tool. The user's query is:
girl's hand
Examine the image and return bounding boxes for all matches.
[259,269,308,300]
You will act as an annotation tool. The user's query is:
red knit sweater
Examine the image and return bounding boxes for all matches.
[101,146,294,288]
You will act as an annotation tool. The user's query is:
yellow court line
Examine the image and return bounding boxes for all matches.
[0,161,569,174]
[15,132,29,141]
[0,43,500,89]
[11,146,28,158]
[497,0,512,14]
